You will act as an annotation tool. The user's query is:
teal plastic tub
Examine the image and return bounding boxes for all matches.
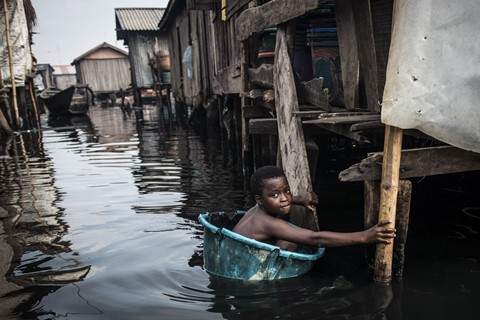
[198,211,325,280]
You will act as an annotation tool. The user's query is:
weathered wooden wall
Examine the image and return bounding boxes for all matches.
[163,1,241,107]
[127,32,169,89]
[76,58,131,93]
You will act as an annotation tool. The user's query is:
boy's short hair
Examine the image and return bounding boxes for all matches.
[250,166,286,196]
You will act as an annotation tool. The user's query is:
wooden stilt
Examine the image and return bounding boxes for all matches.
[240,40,251,175]
[365,179,411,279]
[28,79,42,131]
[3,0,20,127]
[0,107,12,135]
[374,125,403,283]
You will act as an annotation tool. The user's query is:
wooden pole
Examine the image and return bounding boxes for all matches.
[365,179,411,279]
[240,40,251,174]
[3,0,20,127]
[28,78,42,131]
[374,125,403,283]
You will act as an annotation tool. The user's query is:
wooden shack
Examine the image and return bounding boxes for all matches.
[115,8,168,105]
[52,64,77,90]
[71,42,131,99]
[0,0,40,134]
[160,0,480,283]
[34,63,54,91]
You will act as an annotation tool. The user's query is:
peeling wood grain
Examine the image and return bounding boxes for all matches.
[339,146,480,182]
[235,0,322,40]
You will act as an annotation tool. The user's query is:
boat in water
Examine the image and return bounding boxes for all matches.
[39,84,94,116]
[198,211,325,280]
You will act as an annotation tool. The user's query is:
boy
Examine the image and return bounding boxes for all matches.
[233,166,396,250]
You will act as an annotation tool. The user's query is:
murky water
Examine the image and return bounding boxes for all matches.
[1,105,479,319]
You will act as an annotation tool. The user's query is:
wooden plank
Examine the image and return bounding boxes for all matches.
[248,63,274,89]
[296,77,330,110]
[226,0,251,20]
[305,121,369,142]
[335,0,360,109]
[353,0,380,112]
[249,118,278,135]
[375,125,403,284]
[235,0,322,41]
[243,105,273,119]
[292,110,326,119]
[350,120,383,132]
[304,114,380,124]
[274,25,319,231]
[213,64,242,94]
[340,145,480,182]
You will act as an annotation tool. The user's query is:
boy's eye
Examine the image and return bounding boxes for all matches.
[272,193,279,197]
[286,189,291,194]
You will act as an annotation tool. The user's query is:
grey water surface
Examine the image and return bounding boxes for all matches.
[0,105,479,320]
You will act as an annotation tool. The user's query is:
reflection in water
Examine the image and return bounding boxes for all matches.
[0,130,91,317]
[0,105,479,319]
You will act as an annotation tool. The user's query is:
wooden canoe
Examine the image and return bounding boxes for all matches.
[39,84,94,116]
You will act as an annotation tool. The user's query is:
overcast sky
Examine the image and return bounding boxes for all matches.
[31,0,169,65]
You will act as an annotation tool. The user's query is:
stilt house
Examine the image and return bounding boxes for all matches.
[115,7,168,104]
[71,42,131,98]
[159,0,480,283]
[52,64,77,90]
[0,0,40,133]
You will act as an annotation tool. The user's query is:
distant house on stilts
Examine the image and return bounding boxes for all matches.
[71,42,131,102]
[115,7,168,105]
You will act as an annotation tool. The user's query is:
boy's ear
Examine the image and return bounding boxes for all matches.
[254,195,263,206]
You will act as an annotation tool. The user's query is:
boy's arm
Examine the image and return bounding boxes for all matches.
[310,220,396,247]
[266,219,396,248]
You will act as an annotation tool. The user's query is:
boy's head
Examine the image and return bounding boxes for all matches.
[250,166,286,196]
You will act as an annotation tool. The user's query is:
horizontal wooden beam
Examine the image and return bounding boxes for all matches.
[339,146,480,181]
[249,118,332,136]
[235,0,322,40]
[304,114,380,125]
[243,105,273,119]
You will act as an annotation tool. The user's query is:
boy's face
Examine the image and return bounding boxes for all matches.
[256,176,292,216]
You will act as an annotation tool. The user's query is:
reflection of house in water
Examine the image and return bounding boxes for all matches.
[0,134,90,315]
[88,106,138,145]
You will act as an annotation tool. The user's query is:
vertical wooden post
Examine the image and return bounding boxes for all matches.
[335,0,359,109]
[240,40,251,174]
[28,78,42,131]
[365,179,411,279]
[374,125,403,283]
[352,0,380,112]
[3,0,20,127]
[274,24,319,231]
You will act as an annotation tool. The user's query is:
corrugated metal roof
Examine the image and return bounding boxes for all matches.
[115,8,165,31]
